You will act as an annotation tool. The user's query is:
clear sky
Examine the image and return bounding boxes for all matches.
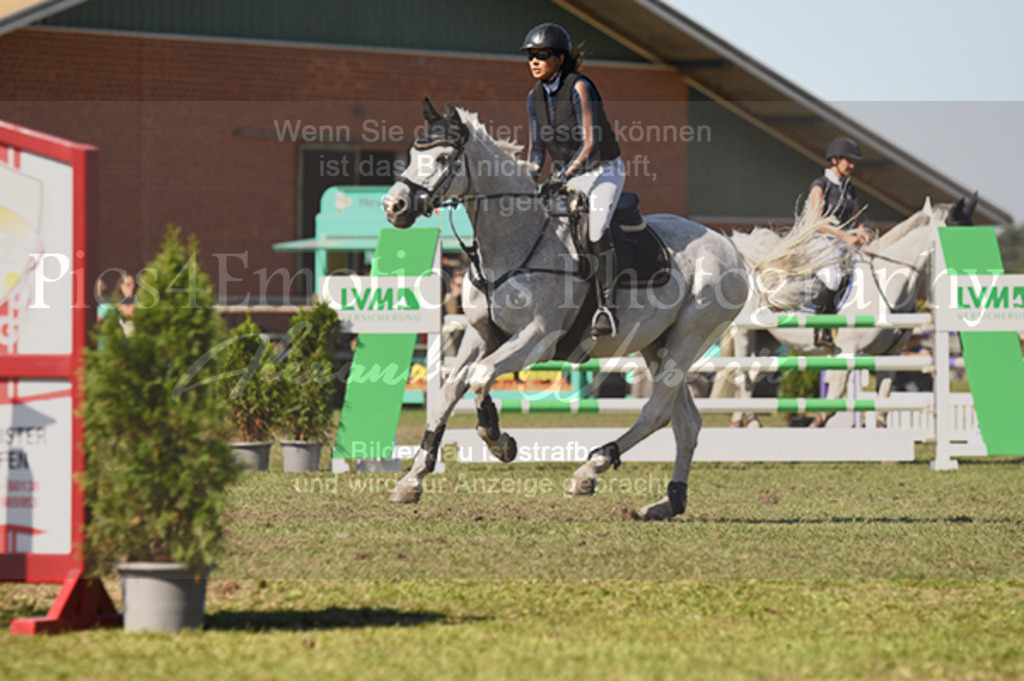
[665,0,1024,223]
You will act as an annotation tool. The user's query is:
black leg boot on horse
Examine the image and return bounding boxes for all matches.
[589,231,618,338]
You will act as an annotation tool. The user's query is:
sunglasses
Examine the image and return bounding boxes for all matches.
[526,50,556,62]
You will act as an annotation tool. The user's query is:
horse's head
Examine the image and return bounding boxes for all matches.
[383,98,471,228]
[946,191,978,226]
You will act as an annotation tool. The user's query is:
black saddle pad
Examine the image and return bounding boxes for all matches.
[610,221,671,288]
[572,193,671,288]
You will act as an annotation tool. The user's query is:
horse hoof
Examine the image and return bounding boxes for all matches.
[565,467,597,496]
[632,497,677,521]
[388,480,422,505]
[488,433,517,463]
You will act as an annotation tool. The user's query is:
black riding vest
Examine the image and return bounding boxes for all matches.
[530,72,620,174]
[810,174,858,226]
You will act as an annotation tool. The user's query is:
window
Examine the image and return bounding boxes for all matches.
[295,145,400,297]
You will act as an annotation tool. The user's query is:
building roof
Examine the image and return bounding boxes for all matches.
[24,0,1010,224]
[561,0,1011,224]
[0,0,86,36]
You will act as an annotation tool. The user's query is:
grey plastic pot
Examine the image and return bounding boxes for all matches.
[117,562,209,633]
[230,441,272,471]
[280,440,322,472]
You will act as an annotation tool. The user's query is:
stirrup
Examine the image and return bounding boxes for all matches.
[591,306,617,338]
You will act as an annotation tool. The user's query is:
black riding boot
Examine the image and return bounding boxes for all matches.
[810,283,839,350]
[589,232,618,338]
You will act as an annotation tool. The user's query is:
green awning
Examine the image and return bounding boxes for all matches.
[274,185,476,256]
[273,235,467,253]
[273,237,380,252]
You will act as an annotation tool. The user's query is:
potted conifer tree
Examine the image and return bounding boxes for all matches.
[217,315,278,470]
[83,226,240,632]
[275,302,339,472]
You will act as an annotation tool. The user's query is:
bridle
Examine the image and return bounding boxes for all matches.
[393,125,578,333]
[395,132,471,219]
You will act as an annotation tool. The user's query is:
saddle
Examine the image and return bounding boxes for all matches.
[552,192,671,360]
[572,192,671,288]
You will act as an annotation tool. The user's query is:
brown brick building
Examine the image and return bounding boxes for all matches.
[0,0,1005,312]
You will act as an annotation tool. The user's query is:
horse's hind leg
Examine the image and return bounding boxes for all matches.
[566,308,733,511]
[566,343,673,495]
[634,382,699,521]
[724,326,761,428]
[475,393,517,462]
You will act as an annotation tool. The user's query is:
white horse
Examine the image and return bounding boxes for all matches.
[721,193,976,426]
[382,100,748,520]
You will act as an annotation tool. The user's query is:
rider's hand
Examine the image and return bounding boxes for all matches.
[541,175,566,195]
[842,230,869,247]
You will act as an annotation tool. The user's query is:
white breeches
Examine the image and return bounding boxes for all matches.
[567,157,626,242]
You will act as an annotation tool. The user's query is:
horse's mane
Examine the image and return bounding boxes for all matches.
[456,108,539,179]
[867,200,945,252]
[731,204,860,311]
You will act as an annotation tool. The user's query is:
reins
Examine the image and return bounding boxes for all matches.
[440,191,583,333]
[859,248,927,314]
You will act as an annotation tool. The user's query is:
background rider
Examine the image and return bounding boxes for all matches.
[805,136,870,348]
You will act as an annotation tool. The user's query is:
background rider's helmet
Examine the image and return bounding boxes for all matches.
[520,22,572,54]
[825,136,863,162]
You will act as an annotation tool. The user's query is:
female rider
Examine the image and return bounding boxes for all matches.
[806,136,871,348]
[522,22,625,337]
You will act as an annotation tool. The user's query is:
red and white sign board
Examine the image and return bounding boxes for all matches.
[1,120,119,633]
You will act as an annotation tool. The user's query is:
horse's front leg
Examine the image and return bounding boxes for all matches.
[475,393,517,463]
[462,318,562,463]
[465,322,559,396]
[810,369,849,427]
[389,326,490,504]
[875,372,893,428]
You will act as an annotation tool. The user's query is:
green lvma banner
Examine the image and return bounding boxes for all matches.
[936,273,1024,331]
[321,274,442,334]
[331,228,440,467]
[937,227,1024,455]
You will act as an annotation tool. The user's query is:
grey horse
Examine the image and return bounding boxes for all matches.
[722,194,976,426]
[382,100,747,520]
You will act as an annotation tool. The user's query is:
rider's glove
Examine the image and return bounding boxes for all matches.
[542,174,567,196]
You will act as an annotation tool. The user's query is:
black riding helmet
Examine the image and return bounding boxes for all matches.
[520,22,572,54]
[826,136,863,162]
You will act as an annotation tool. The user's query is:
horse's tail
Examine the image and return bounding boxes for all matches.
[729,205,853,311]
[729,228,784,269]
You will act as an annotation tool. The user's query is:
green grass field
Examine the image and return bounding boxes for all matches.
[2,409,1023,680]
